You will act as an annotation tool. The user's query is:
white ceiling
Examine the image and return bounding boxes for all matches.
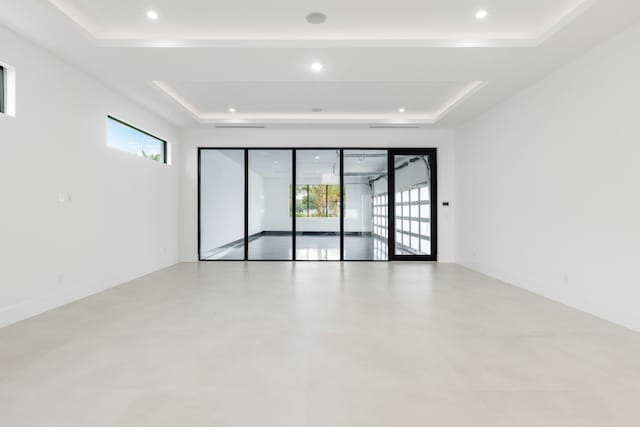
[1,0,639,128]
[156,80,484,124]
[48,0,587,44]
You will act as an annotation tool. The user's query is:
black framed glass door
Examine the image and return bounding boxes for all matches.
[388,149,438,261]
[295,149,342,260]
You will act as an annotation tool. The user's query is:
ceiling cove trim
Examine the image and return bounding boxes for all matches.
[152,80,486,125]
[47,0,597,48]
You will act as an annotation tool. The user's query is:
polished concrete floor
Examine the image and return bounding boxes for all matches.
[1,262,640,426]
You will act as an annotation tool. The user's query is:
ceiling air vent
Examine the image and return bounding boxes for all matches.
[369,125,422,129]
[215,125,265,129]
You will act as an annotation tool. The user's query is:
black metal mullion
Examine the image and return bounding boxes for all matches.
[292,149,296,261]
[387,150,395,261]
[244,149,249,261]
[339,149,344,261]
[197,149,202,260]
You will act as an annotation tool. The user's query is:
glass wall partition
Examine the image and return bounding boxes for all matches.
[199,149,245,260]
[248,150,293,260]
[199,148,437,262]
[343,150,388,260]
[295,150,341,261]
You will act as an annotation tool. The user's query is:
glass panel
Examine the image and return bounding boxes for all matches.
[0,66,4,115]
[248,150,292,260]
[200,150,245,260]
[420,203,430,219]
[421,221,431,237]
[420,186,430,201]
[393,154,432,256]
[107,117,166,163]
[296,150,341,260]
[411,236,420,251]
[344,150,388,260]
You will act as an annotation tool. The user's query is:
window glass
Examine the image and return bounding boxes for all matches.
[293,184,342,217]
[0,66,4,114]
[107,116,166,163]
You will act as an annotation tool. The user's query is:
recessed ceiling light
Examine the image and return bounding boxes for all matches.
[315,155,320,160]
[146,10,159,20]
[306,12,327,25]
[475,9,488,20]
[311,62,324,72]
[228,107,236,113]
[398,107,406,113]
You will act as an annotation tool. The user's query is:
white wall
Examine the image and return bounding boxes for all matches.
[263,176,291,231]
[456,21,640,332]
[180,128,456,262]
[248,169,265,235]
[0,25,180,327]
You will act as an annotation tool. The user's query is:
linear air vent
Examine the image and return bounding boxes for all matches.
[215,125,265,129]
[369,125,422,129]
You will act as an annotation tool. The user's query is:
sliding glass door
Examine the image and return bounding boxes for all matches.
[295,150,341,261]
[199,147,436,262]
[248,150,293,260]
[389,149,437,261]
[199,149,245,260]
[343,150,388,260]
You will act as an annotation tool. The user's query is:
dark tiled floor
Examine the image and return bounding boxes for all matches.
[204,235,389,261]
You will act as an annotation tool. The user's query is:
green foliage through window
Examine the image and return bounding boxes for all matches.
[292,185,342,217]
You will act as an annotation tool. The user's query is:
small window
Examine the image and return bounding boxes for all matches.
[0,66,5,114]
[107,116,167,163]
[292,184,342,217]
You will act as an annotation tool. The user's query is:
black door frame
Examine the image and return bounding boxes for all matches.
[388,148,438,262]
[198,147,437,262]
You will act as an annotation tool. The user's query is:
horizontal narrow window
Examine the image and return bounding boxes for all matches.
[107,116,167,163]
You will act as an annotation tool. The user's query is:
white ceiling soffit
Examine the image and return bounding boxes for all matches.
[47,0,597,48]
[153,80,486,125]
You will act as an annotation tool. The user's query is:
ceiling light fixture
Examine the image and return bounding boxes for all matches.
[398,107,406,113]
[311,62,324,72]
[228,107,236,113]
[146,10,159,20]
[306,12,327,25]
[475,9,488,20]
[315,155,320,160]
